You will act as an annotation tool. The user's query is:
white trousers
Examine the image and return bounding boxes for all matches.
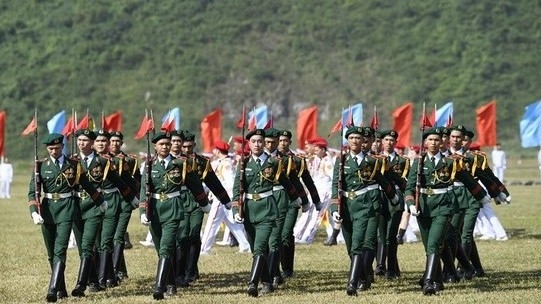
[200,202,250,253]
[0,180,10,198]
[475,204,507,239]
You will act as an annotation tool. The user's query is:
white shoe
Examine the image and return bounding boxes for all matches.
[216,241,229,246]
[139,240,155,247]
[200,251,211,256]
[479,235,495,240]
[496,236,509,241]
[236,248,251,254]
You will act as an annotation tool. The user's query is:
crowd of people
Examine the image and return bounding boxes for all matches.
[27,122,511,302]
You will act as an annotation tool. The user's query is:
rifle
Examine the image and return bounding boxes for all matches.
[145,109,153,219]
[33,108,42,215]
[415,103,429,210]
[238,107,247,218]
[335,108,346,229]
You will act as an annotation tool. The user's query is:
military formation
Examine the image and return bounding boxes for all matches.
[27,119,511,301]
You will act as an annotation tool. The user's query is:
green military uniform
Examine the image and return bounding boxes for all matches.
[330,126,397,295]
[232,129,299,297]
[175,130,231,285]
[376,129,409,280]
[404,127,488,295]
[139,131,210,300]
[27,133,105,302]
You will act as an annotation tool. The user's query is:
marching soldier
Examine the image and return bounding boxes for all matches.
[71,129,137,296]
[139,131,211,300]
[108,131,141,282]
[28,133,107,303]
[330,126,398,296]
[404,127,490,295]
[231,129,301,297]
[175,130,230,286]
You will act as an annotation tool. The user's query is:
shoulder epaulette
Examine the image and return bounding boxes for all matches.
[127,153,138,159]
[37,157,48,163]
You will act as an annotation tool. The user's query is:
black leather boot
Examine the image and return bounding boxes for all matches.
[175,245,189,288]
[57,270,68,299]
[153,257,171,300]
[267,250,281,290]
[72,257,92,297]
[441,244,460,283]
[260,255,273,294]
[247,256,264,297]
[112,243,126,284]
[396,228,406,245]
[457,243,476,280]
[363,249,375,284]
[98,251,114,289]
[375,242,386,276]
[324,228,340,246]
[422,254,438,295]
[46,262,65,303]
[469,241,485,277]
[346,255,362,296]
[87,249,103,292]
[186,241,201,283]
[386,243,399,280]
[166,259,177,297]
[281,235,295,278]
[124,232,133,249]
[433,258,444,292]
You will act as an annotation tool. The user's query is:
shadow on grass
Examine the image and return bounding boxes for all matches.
[506,228,541,240]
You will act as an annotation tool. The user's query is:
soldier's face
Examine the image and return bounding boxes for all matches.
[278,136,290,152]
[93,136,109,153]
[154,139,171,158]
[109,137,123,153]
[264,137,278,152]
[361,137,373,153]
[463,137,472,150]
[46,144,63,159]
[249,135,264,156]
[181,141,195,155]
[171,136,182,154]
[449,131,463,149]
[347,134,363,153]
[424,135,441,154]
[382,136,396,153]
[77,136,93,154]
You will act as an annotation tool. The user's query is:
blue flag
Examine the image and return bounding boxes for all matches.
[47,110,68,154]
[248,105,269,129]
[519,100,541,148]
[161,107,181,131]
[341,103,363,143]
[435,101,453,127]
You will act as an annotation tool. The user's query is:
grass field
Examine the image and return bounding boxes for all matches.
[1,159,540,303]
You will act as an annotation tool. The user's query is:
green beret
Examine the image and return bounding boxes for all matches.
[279,130,292,139]
[363,126,375,138]
[110,131,124,140]
[152,131,172,144]
[379,129,399,139]
[422,127,443,140]
[42,133,64,145]
[436,126,450,136]
[75,129,97,140]
[170,130,183,140]
[246,128,265,140]
[181,130,195,142]
[344,125,369,139]
[264,127,280,138]
[465,129,475,139]
[448,125,467,135]
[95,129,110,139]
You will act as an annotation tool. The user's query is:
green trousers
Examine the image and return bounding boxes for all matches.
[151,220,180,258]
[73,216,102,258]
[417,215,450,254]
[41,221,72,264]
[342,215,378,256]
[244,220,275,257]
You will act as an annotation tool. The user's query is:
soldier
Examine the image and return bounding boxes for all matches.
[330,126,398,296]
[231,129,301,297]
[28,133,107,303]
[139,131,211,300]
[109,131,141,282]
[377,130,409,280]
[71,129,138,296]
[200,140,250,255]
[404,127,490,295]
[176,130,231,286]
[276,129,321,280]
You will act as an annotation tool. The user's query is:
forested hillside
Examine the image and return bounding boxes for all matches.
[1,0,539,157]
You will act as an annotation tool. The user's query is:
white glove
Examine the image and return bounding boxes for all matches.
[140,214,151,226]
[391,194,400,205]
[234,213,244,224]
[504,195,512,204]
[301,203,309,213]
[293,197,302,208]
[130,197,140,209]
[224,201,232,210]
[332,211,342,224]
[99,201,108,213]
[314,201,322,211]
[480,195,491,205]
[200,203,211,213]
[409,205,420,216]
[31,212,44,225]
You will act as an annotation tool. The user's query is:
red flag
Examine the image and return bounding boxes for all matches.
[392,103,413,148]
[420,104,433,128]
[236,108,246,129]
[77,114,89,130]
[264,114,273,129]
[62,116,75,137]
[370,106,379,130]
[345,106,354,127]
[161,118,175,132]
[0,111,5,156]
[103,111,122,132]
[21,117,37,136]
[134,113,154,139]
[248,110,257,131]
[200,109,222,153]
[329,118,342,134]
[297,106,318,150]
[476,100,497,147]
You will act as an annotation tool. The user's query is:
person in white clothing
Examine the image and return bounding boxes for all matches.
[0,157,13,199]
[491,143,507,183]
[538,146,541,182]
[200,140,250,254]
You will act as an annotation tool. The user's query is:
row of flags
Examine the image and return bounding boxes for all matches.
[6,99,541,157]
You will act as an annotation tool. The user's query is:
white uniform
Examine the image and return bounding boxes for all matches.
[200,155,250,254]
[491,147,507,183]
[0,162,13,199]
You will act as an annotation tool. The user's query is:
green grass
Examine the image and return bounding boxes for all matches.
[1,159,541,303]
